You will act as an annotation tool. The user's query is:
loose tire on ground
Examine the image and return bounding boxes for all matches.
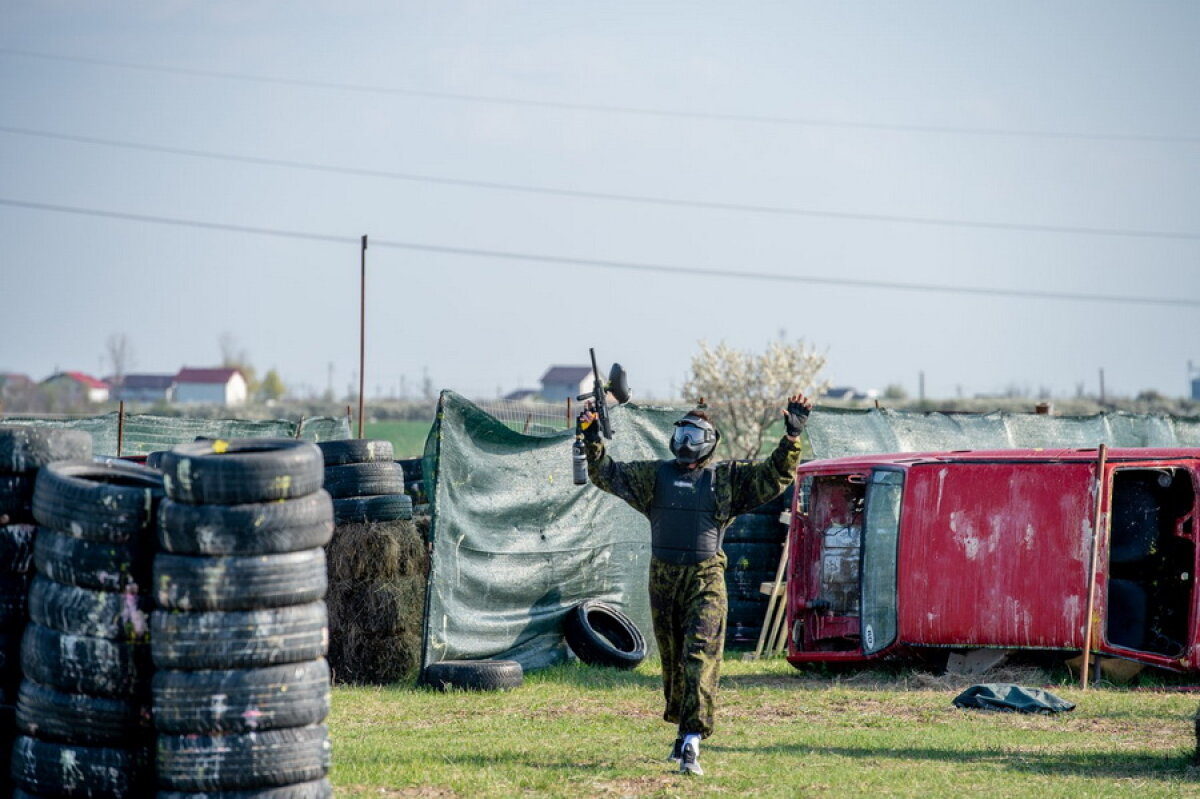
[21,622,151,698]
[10,735,150,798]
[158,492,334,555]
[0,426,92,474]
[562,600,647,670]
[316,439,395,466]
[419,659,524,692]
[154,549,327,612]
[15,678,150,747]
[151,601,329,670]
[33,528,149,592]
[32,460,164,543]
[156,724,331,792]
[159,439,324,505]
[331,493,413,524]
[322,462,405,499]
[152,658,330,734]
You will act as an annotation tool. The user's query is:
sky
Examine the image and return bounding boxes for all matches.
[1,1,1198,403]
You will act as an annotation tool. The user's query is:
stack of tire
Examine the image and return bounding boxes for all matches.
[14,458,161,798]
[318,440,412,525]
[154,438,333,798]
[722,486,794,648]
[0,425,92,796]
[321,440,425,684]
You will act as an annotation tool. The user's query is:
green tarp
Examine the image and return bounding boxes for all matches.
[1,413,350,456]
[422,391,680,671]
[422,399,1200,671]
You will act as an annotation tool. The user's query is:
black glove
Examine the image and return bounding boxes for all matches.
[784,399,811,437]
[578,410,602,443]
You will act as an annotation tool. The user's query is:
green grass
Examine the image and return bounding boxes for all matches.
[364,420,431,459]
[328,657,1200,798]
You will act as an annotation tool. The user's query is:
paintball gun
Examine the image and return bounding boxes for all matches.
[573,348,631,485]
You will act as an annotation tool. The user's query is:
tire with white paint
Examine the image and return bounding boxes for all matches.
[15,678,150,747]
[154,549,327,612]
[158,492,334,555]
[26,576,151,642]
[155,780,333,799]
[20,622,151,698]
[156,724,331,792]
[0,523,35,573]
[10,734,150,798]
[32,460,163,543]
[33,528,149,592]
[151,601,329,670]
[159,439,324,505]
[152,658,330,734]
[316,439,394,466]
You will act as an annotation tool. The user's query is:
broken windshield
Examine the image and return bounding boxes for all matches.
[862,469,903,655]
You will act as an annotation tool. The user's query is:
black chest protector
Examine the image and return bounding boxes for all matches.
[648,461,722,565]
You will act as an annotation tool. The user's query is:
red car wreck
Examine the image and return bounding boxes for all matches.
[785,448,1199,673]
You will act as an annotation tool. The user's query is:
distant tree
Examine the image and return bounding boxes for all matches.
[259,369,286,402]
[218,332,261,397]
[682,339,828,459]
[883,383,908,401]
[105,333,134,385]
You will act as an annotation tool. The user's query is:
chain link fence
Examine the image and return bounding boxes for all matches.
[470,399,574,436]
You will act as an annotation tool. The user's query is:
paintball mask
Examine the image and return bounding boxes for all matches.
[670,415,717,465]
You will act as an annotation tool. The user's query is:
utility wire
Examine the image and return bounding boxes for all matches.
[2,196,1197,308]
[3,125,1197,242]
[2,47,1197,145]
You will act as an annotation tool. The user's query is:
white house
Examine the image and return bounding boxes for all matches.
[173,367,248,407]
[539,366,592,402]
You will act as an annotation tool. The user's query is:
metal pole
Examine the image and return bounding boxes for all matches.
[358,235,367,439]
[1080,443,1109,689]
[116,401,125,457]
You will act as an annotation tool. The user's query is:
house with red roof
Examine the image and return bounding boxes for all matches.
[173,367,248,407]
[40,372,110,404]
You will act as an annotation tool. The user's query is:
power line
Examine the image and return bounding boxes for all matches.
[2,47,1197,145]
[2,196,1197,308]
[3,125,1198,242]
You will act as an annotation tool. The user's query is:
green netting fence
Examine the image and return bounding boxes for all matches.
[0,412,350,456]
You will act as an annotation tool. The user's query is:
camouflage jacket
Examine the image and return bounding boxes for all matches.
[584,435,802,526]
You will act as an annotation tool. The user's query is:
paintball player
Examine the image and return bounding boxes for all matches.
[578,393,812,776]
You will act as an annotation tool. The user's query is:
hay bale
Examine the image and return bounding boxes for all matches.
[329,625,422,685]
[327,577,425,638]
[325,519,428,684]
[326,520,426,584]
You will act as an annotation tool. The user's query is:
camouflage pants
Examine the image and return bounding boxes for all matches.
[649,552,727,739]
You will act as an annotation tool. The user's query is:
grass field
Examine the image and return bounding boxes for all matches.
[364,420,431,458]
[328,656,1199,798]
